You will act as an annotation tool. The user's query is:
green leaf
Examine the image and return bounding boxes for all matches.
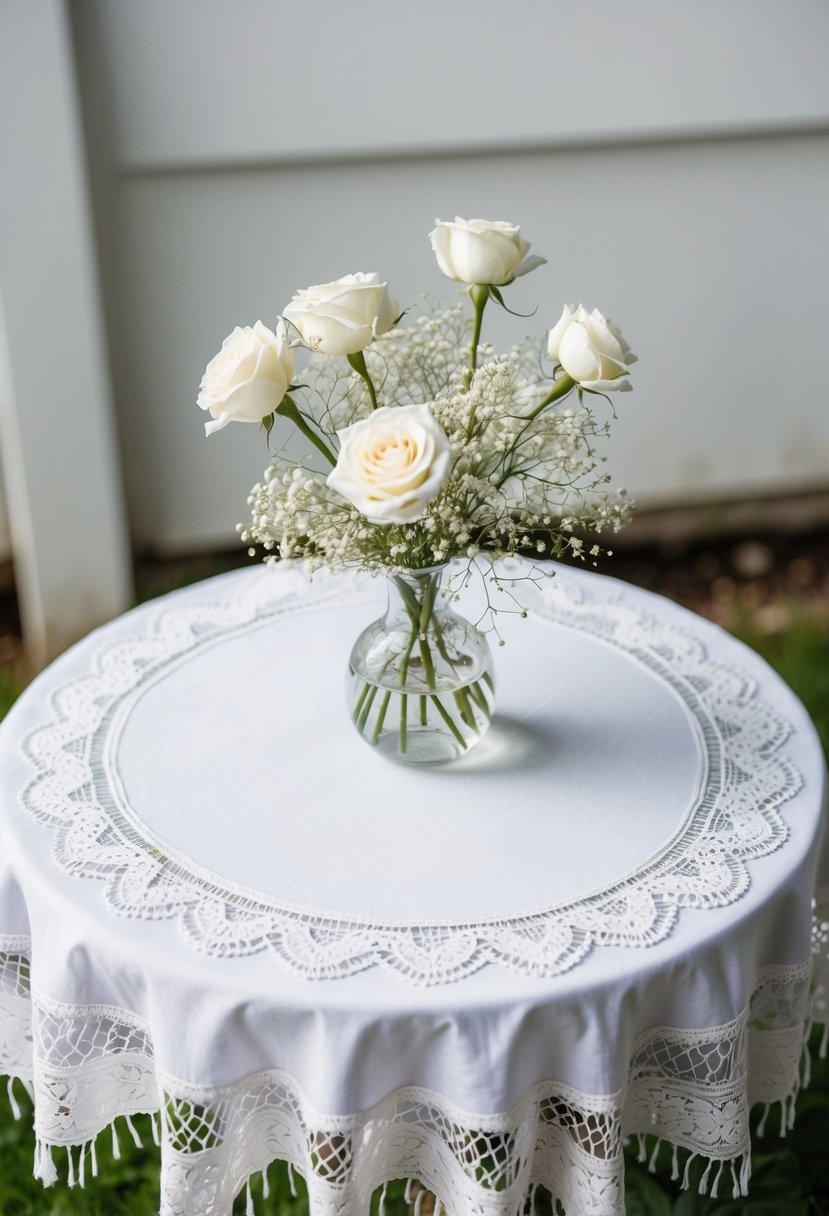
[672,1187,710,1216]
[487,284,538,318]
[624,1165,673,1216]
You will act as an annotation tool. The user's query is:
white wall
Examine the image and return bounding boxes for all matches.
[0,0,131,661]
[70,0,829,554]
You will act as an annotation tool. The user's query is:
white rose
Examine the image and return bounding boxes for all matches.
[327,403,452,524]
[198,321,295,436]
[429,216,546,286]
[547,305,636,392]
[282,272,399,357]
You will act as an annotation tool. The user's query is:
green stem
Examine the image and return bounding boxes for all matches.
[454,688,479,733]
[275,395,337,466]
[419,638,437,692]
[352,681,370,720]
[393,574,425,623]
[430,609,455,668]
[347,350,379,410]
[469,284,489,374]
[430,695,468,750]
[400,694,408,754]
[370,690,391,744]
[398,627,418,685]
[417,574,437,634]
[482,670,495,693]
[468,680,491,716]
[524,373,576,419]
[357,684,377,734]
[419,695,427,725]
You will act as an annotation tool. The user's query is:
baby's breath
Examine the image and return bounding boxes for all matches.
[241,303,633,583]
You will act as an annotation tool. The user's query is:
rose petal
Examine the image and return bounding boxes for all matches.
[221,377,285,423]
[511,253,547,280]
[558,323,602,383]
[547,305,574,362]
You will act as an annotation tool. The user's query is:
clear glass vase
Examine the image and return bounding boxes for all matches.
[347,566,495,765]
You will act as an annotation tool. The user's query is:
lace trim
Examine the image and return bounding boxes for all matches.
[2,914,828,1216]
[20,568,806,984]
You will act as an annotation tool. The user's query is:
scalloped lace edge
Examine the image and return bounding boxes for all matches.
[19,569,808,985]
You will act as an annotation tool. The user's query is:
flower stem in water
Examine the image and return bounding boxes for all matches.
[357,684,377,734]
[468,680,491,716]
[352,681,370,721]
[371,690,391,744]
[400,693,408,754]
[430,695,467,749]
[454,687,479,733]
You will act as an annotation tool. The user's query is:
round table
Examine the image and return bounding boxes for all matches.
[0,561,826,1216]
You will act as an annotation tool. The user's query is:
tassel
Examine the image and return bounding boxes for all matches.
[288,1161,297,1198]
[681,1151,696,1191]
[33,1140,58,1187]
[379,1181,388,1216]
[245,1179,254,1216]
[111,1121,121,1160]
[802,1042,813,1090]
[21,1079,34,1102]
[404,1179,414,1204]
[79,1143,86,1189]
[7,1077,22,1121]
[778,1098,788,1138]
[710,1159,725,1199]
[820,1022,829,1059]
[670,1143,679,1181]
[756,1102,771,1136]
[261,1168,270,1200]
[636,1133,647,1164]
[698,1158,713,1196]
[125,1114,143,1148]
[150,1113,161,1146]
[740,1152,752,1195]
[414,1186,426,1216]
[67,1145,76,1189]
[90,1138,98,1179]
[648,1138,661,1173]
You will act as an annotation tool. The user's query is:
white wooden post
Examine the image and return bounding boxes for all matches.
[0,0,132,668]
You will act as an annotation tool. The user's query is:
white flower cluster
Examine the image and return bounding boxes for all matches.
[199,216,636,580]
[239,303,632,574]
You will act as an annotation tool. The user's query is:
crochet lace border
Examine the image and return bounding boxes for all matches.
[1,903,827,1216]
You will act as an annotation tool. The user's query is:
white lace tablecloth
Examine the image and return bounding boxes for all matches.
[0,561,827,1216]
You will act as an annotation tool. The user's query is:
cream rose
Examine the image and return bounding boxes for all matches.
[198,321,295,436]
[547,305,636,392]
[429,216,546,286]
[327,403,452,524]
[282,272,399,357]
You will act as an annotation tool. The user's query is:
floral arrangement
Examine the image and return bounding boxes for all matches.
[199,215,633,578]
[197,217,635,761]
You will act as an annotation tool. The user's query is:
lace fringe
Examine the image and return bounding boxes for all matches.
[29,1113,155,1191]
[6,1013,828,1211]
[3,1103,816,1214]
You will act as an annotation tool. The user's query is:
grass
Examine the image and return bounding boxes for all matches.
[0,607,827,1215]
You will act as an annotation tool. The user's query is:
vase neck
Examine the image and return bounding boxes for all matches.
[384,567,446,629]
